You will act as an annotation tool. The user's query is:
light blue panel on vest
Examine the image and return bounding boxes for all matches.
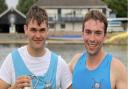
[73,52,112,89]
[12,49,58,89]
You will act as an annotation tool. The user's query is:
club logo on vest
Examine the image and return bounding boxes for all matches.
[92,78,102,89]
[44,81,52,89]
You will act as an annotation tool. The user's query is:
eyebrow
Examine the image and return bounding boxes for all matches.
[29,27,46,31]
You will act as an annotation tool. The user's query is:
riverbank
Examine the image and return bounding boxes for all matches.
[105,32,128,45]
[0,31,127,45]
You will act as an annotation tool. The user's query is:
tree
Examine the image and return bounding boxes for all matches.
[0,0,8,14]
[16,0,38,14]
[102,0,127,17]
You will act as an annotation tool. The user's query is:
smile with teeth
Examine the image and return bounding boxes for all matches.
[35,40,42,41]
[88,42,96,46]
[34,40,42,43]
[88,43,97,49]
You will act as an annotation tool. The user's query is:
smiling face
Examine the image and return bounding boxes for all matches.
[83,19,106,56]
[24,19,48,51]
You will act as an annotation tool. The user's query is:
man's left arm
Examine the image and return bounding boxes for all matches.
[67,85,72,89]
[59,56,72,89]
[112,58,127,89]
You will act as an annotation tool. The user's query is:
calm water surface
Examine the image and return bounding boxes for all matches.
[0,44,127,69]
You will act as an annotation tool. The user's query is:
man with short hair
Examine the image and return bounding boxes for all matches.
[69,10,127,89]
[0,5,72,89]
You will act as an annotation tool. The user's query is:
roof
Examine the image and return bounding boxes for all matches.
[0,8,26,18]
[36,0,107,8]
[0,8,26,24]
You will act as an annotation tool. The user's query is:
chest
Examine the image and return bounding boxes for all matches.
[73,57,112,89]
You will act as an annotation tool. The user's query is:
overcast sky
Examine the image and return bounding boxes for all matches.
[5,0,18,8]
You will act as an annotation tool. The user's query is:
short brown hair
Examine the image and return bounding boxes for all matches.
[82,10,108,35]
[26,5,48,26]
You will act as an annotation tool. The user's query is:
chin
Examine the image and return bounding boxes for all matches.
[89,53,97,56]
[87,50,98,56]
[32,45,43,50]
[34,47,43,51]
[36,46,44,49]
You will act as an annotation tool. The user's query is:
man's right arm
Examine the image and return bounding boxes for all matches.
[0,79,10,89]
[0,76,31,89]
[69,53,81,73]
[0,54,12,89]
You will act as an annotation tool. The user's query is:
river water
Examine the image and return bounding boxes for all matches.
[0,44,127,69]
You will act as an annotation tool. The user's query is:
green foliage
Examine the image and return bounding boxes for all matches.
[102,0,127,17]
[16,0,37,15]
[0,0,8,14]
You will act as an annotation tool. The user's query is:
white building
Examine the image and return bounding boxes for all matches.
[36,0,110,32]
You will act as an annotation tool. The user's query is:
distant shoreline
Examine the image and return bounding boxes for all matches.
[0,32,127,45]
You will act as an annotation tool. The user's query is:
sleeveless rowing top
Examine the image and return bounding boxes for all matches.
[73,52,112,89]
[12,49,58,89]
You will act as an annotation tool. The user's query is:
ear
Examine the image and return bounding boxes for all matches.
[103,34,107,41]
[81,31,84,38]
[24,25,27,31]
[24,25,28,36]
[46,30,49,40]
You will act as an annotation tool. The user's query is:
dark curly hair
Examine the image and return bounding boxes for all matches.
[26,5,48,26]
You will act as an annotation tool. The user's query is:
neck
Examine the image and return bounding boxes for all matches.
[27,45,46,57]
[86,49,105,69]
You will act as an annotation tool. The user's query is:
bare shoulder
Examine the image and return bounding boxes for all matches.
[111,57,127,88]
[69,53,82,73]
[111,57,126,73]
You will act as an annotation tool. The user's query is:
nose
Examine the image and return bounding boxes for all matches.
[35,31,41,38]
[90,33,95,41]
